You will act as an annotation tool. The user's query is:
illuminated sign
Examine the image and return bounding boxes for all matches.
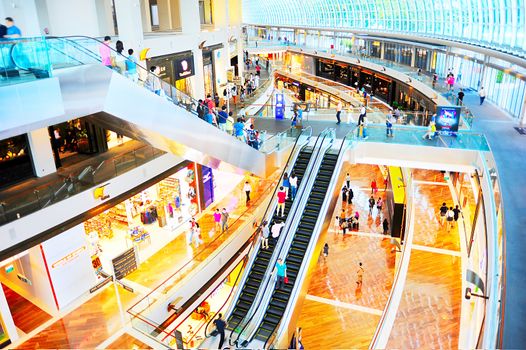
[93,183,110,201]
[173,55,195,80]
[435,106,461,135]
[51,246,86,269]
[4,265,13,273]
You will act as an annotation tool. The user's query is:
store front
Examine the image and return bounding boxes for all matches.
[0,134,33,189]
[202,44,224,97]
[0,315,10,348]
[147,51,195,96]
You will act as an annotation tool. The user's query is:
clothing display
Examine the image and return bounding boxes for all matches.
[140,205,158,224]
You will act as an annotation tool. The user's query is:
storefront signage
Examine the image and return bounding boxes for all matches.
[93,183,110,201]
[51,246,86,269]
[112,247,138,280]
[275,93,285,119]
[16,273,32,285]
[173,55,195,80]
[4,265,13,273]
[435,106,461,135]
[201,166,215,208]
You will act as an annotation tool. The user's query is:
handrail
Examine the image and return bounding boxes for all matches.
[231,129,332,347]
[264,131,352,349]
[369,168,415,348]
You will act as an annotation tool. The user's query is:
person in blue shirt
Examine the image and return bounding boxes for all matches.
[217,106,228,132]
[274,258,287,290]
[4,17,21,38]
[233,118,245,142]
[125,48,138,83]
[205,110,216,126]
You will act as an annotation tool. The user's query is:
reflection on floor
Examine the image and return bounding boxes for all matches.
[18,284,137,348]
[296,164,396,348]
[106,332,152,349]
[1,284,52,335]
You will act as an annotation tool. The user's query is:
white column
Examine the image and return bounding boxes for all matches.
[114,0,144,53]
[192,47,206,100]
[411,46,416,67]
[180,0,200,34]
[27,128,56,177]
[0,285,19,344]
[519,94,526,127]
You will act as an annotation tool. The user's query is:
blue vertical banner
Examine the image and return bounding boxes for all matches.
[201,166,215,208]
[275,93,285,119]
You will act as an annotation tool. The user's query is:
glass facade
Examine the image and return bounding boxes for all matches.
[243,0,526,56]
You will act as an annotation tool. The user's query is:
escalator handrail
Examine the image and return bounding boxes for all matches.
[222,127,312,328]
[226,127,321,347]
[233,129,334,346]
[263,132,353,349]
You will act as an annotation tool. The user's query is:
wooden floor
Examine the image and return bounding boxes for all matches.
[296,164,396,348]
[18,282,137,348]
[387,174,462,348]
[1,283,52,334]
[106,332,152,349]
[126,173,278,290]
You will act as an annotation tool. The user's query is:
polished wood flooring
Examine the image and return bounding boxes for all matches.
[126,173,278,290]
[106,332,152,349]
[1,283,52,334]
[18,282,137,348]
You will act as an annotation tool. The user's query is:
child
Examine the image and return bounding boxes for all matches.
[323,243,329,259]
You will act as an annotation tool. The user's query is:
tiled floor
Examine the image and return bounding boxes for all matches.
[106,332,153,349]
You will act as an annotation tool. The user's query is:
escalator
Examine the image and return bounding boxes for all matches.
[227,146,313,328]
[2,36,269,176]
[253,149,340,343]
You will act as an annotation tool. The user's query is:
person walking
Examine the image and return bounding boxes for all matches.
[274,258,287,290]
[423,121,437,140]
[336,101,342,124]
[261,221,270,249]
[4,17,21,38]
[221,208,229,232]
[347,187,354,205]
[217,106,228,132]
[382,218,389,235]
[446,206,455,232]
[197,100,206,120]
[243,181,252,205]
[214,93,220,109]
[386,113,394,137]
[99,36,113,68]
[125,49,139,83]
[371,180,378,194]
[233,118,246,142]
[323,243,329,260]
[289,172,298,200]
[282,172,290,199]
[271,220,285,243]
[145,66,161,95]
[439,202,448,226]
[193,222,203,247]
[457,88,465,105]
[376,197,383,213]
[453,205,462,226]
[345,173,351,189]
[213,209,222,233]
[356,262,364,287]
[213,313,227,349]
[187,218,197,245]
[368,196,375,215]
[479,86,486,105]
[114,40,126,74]
[276,186,287,217]
[341,186,348,204]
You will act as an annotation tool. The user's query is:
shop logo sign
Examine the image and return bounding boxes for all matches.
[94,183,110,201]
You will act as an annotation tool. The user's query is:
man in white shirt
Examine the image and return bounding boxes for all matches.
[271,221,285,242]
[243,181,252,205]
[336,102,343,124]
[289,172,298,200]
[479,86,486,105]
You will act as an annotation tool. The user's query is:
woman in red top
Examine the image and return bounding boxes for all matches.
[276,186,287,217]
[371,180,378,194]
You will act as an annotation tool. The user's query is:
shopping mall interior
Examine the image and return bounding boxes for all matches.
[0,0,523,349]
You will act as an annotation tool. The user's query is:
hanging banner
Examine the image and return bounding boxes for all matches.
[275,93,285,119]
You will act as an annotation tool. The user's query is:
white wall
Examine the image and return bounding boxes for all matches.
[0,283,18,343]
[0,246,57,314]
[27,128,56,177]
[44,0,100,36]
[0,0,41,36]
[40,224,96,310]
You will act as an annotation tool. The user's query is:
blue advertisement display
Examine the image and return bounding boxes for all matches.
[435,106,461,135]
[201,166,215,208]
[275,93,285,119]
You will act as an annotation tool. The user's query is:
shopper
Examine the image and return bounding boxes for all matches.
[233,118,245,142]
[341,186,348,204]
[274,258,287,290]
[193,222,203,247]
[290,327,305,350]
[125,49,139,83]
[187,218,197,245]
[323,243,329,259]
[204,94,215,112]
[0,23,6,38]
[422,121,437,140]
[347,187,354,205]
[446,206,455,232]
[271,220,285,242]
[393,107,401,123]
[386,113,394,137]
[114,40,126,74]
[276,186,287,217]
[289,172,298,200]
[247,124,258,149]
[356,262,364,287]
[362,113,369,139]
[4,17,21,38]
[197,100,206,120]
[376,197,383,213]
[213,313,227,349]
[214,93,220,109]
[217,105,228,132]
[336,101,342,124]
[382,218,389,235]
[345,173,351,189]
[213,209,222,233]
[439,202,448,226]
[453,205,462,225]
[479,86,486,105]
[261,221,270,249]
[368,196,375,215]
[99,36,113,68]
[221,208,229,232]
[204,108,216,126]
[371,179,378,194]
[282,172,290,199]
[145,66,161,95]
[457,88,465,105]
[243,181,251,205]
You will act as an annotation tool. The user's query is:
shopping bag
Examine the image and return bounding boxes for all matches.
[284,276,289,284]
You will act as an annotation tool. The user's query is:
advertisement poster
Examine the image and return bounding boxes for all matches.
[173,55,195,80]
[200,166,215,208]
[275,93,285,119]
[435,106,461,135]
